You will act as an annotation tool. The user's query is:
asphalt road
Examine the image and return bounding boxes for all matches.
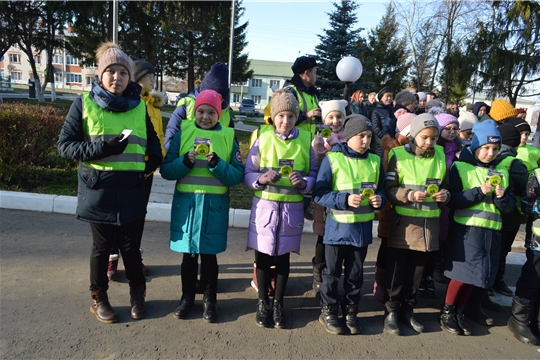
[0,209,537,359]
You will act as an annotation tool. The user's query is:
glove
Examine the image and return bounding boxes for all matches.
[258,170,281,185]
[104,136,128,155]
[144,155,161,175]
[207,153,220,168]
[183,153,194,168]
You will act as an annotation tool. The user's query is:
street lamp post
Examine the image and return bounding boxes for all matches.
[336,56,363,115]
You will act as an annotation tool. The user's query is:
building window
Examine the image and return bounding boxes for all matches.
[53,55,63,64]
[269,79,280,88]
[251,95,261,104]
[86,76,94,85]
[66,73,82,83]
[54,73,62,82]
[11,71,22,81]
[34,55,41,65]
[232,93,240,103]
[66,55,80,65]
[251,78,262,88]
[9,54,20,63]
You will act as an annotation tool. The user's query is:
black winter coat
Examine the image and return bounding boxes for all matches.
[370,102,390,157]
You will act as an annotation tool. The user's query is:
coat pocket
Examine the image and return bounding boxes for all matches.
[250,208,274,228]
[206,197,228,235]
[284,210,304,236]
[79,164,99,189]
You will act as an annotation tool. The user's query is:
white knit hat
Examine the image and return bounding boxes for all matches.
[319,100,347,122]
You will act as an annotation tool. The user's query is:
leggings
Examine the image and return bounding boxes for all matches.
[255,251,290,302]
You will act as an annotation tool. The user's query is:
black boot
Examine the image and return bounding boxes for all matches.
[202,267,218,323]
[398,304,424,333]
[342,303,361,335]
[456,304,472,336]
[173,295,195,319]
[494,278,513,297]
[440,304,460,335]
[508,297,537,345]
[129,283,146,320]
[384,303,401,335]
[463,287,493,326]
[312,257,324,299]
[255,299,270,327]
[319,305,343,335]
[273,299,285,329]
[482,292,502,312]
[203,297,218,323]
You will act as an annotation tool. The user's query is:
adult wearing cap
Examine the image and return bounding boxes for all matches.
[370,85,393,156]
[283,56,321,135]
[165,62,234,151]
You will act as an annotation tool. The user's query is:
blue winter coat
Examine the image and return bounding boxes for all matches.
[444,147,516,288]
[313,143,386,248]
[160,124,245,254]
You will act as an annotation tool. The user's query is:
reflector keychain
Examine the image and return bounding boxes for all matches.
[194,138,211,155]
[426,184,439,196]
[360,182,376,199]
[489,174,502,186]
[278,159,294,177]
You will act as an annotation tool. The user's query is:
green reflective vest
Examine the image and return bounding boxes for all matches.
[327,151,380,223]
[516,144,540,172]
[499,155,525,213]
[176,121,234,194]
[177,95,232,128]
[284,84,319,135]
[82,94,147,171]
[453,162,510,230]
[254,129,311,202]
[389,145,446,218]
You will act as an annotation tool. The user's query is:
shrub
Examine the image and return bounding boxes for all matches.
[0,103,75,185]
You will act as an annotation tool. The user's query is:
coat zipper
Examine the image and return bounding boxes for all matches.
[274,202,282,256]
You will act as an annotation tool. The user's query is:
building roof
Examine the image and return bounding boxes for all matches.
[250,59,293,78]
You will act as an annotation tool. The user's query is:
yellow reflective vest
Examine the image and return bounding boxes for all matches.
[516,144,540,171]
[285,84,319,135]
[177,95,232,128]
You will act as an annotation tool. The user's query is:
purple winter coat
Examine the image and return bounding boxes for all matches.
[244,127,318,256]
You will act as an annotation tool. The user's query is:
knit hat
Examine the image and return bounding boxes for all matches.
[195,89,222,119]
[96,42,132,81]
[409,113,439,139]
[395,90,417,106]
[489,98,517,122]
[377,86,393,102]
[396,112,417,136]
[505,117,532,134]
[465,103,474,112]
[435,113,459,129]
[319,100,347,122]
[458,112,478,131]
[200,62,229,103]
[343,114,372,141]
[130,56,156,83]
[425,99,445,110]
[291,56,317,75]
[270,89,299,120]
[417,92,427,100]
[497,123,521,148]
[470,120,501,152]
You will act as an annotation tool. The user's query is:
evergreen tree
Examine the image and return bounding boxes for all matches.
[409,19,436,91]
[314,0,364,99]
[437,46,475,105]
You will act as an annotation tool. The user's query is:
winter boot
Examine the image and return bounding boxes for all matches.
[417,278,427,298]
[173,295,195,319]
[129,283,146,320]
[255,299,270,327]
[342,304,361,335]
[319,305,343,335]
[107,254,119,281]
[139,247,150,276]
[456,304,472,336]
[273,299,285,329]
[494,278,513,297]
[312,257,325,299]
[439,304,460,335]
[482,292,502,312]
[90,290,118,323]
[507,297,537,345]
[425,276,437,298]
[203,296,218,323]
[384,303,401,335]
[463,287,493,326]
[398,304,424,333]
[372,266,387,302]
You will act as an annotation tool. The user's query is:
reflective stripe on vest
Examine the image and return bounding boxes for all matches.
[177,95,232,128]
[453,162,509,230]
[176,121,234,194]
[82,94,147,171]
[254,129,311,202]
[327,151,380,223]
[389,145,446,218]
[284,84,319,135]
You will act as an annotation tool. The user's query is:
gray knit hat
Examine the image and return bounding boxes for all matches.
[409,113,440,139]
[270,89,299,120]
[395,90,417,106]
[130,56,156,83]
[343,114,372,141]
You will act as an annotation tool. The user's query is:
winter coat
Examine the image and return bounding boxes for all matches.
[57,81,162,226]
[444,147,516,288]
[142,91,166,158]
[160,124,245,254]
[349,99,368,117]
[313,143,386,248]
[244,127,317,256]
[521,171,540,251]
[370,102,391,157]
[382,104,411,140]
[385,143,451,252]
[284,76,321,128]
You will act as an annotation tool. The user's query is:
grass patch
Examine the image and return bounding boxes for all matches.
[3,167,78,196]
[3,97,74,112]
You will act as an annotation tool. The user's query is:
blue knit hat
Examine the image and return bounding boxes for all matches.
[470,120,501,152]
[200,62,229,104]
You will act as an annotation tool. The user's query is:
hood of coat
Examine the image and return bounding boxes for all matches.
[149,90,166,108]
[496,144,518,161]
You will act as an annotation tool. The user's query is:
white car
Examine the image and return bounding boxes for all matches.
[239,98,256,115]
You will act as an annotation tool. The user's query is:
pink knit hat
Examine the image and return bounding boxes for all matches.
[96,42,132,81]
[195,90,222,119]
[396,111,417,136]
[435,113,459,129]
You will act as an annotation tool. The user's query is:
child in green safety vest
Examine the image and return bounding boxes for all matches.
[161,89,245,323]
[383,113,450,336]
[313,114,386,335]
[441,120,516,336]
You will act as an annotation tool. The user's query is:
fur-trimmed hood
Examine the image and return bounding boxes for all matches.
[149,90,166,108]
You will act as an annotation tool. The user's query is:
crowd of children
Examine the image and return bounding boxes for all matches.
[61,47,540,344]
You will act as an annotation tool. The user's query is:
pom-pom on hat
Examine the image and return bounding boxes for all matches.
[270,89,299,120]
[409,113,439,139]
[200,62,230,104]
[489,98,518,122]
[130,56,156,83]
[497,123,521,148]
[435,113,459,129]
[505,117,532,134]
[458,112,478,131]
[470,120,501,152]
[319,100,347,122]
[195,89,223,119]
[291,56,317,75]
[343,114,372,141]
[96,42,132,81]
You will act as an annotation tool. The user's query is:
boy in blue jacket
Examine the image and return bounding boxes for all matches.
[313,114,386,335]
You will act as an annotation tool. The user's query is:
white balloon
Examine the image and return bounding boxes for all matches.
[336,56,363,82]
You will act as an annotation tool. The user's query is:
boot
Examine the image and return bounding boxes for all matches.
[384,303,401,335]
[342,304,361,335]
[273,299,285,329]
[463,287,493,326]
[507,297,537,345]
[456,304,472,336]
[107,254,119,281]
[398,304,424,333]
[319,305,343,335]
[90,290,118,323]
[424,276,437,298]
[312,257,325,299]
[439,304,460,335]
[482,292,502,312]
[494,279,513,297]
[255,299,270,327]
[129,283,146,320]
[372,266,387,302]
[417,278,427,298]
[203,297,218,323]
[173,295,194,319]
